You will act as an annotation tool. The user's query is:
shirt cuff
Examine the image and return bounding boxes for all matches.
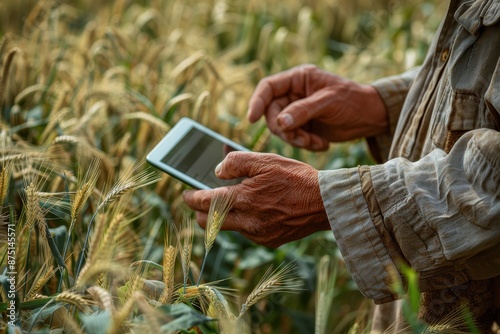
[318,169,402,304]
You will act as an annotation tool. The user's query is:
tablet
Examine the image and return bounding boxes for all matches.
[146,117,249,190]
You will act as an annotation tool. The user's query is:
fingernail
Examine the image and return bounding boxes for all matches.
[278,114,293,128]
[215,162,222,175]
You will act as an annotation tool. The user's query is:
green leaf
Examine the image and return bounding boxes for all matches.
[29,303,64,328]
[43,223,66,270]
[158,304,213,333]
[80,310,112,334]
[238,247,275,270]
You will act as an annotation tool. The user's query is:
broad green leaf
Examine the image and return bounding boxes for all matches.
[158,304,213,333]
[238,247,275,270]
[80,310,112,334]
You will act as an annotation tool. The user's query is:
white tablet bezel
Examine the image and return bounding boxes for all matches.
[146,117,249,190]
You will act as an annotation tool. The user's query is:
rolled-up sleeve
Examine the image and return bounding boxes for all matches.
[319,129,500,304]
[367,67,421,163]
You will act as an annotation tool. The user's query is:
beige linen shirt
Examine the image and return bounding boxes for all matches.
[319,0,500,331]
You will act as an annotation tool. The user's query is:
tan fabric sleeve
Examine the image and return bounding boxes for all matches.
[319,129,500,303]
[367,67,421,163]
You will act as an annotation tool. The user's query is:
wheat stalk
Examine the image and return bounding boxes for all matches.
[199,285,236,319]
[88,286,115,313]
[198,188,235,285]
[179,217,194,292]
[123,111,170,133]
[75,261,122,288]
[71,158,100,221]
[14,83,45,105]
[315,255,338,334]
[192,90,210,122]
[55,291,90,312]
[99,213,124,262]
[53,307,84,334]
[158,245,176,305]
[0,161,12,203]
[26,263,55,300]
[75,165,159,278]
[24,181,46,230]
[0,47,19,107]
[134,292,162,333]
[109,293,137,334]
[238,262,302,318]
[171,50,206,79]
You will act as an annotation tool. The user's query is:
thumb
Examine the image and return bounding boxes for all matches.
[276,89,330,131]
[216,151,273,180]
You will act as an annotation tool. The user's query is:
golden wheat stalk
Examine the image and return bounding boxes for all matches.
[75,165,159,278]
[96,168,158,212]
[197,189,235,285]
[171,50,206,79]
[158,247,176,304]
[179,217,194,291]
[39,87,70,143]
[85,213,107,268]
[24,181,40,230]
[71,158,100,221]
[238,262,302,318]
[158,228,176,305]
[0,161,12,203]
[122,111,170,133]
[109,293,137,334]
[26,263,55,300]
[87,286,115,313]
[75,261,123,288]
[98,213,124,262]
[134,292,162,333]
[14,83,45,105]
[0,47,20,107]
[55,291,90,312]
[423,306,478,334]
[204,189,235,252]
[199,285,236,319]
[315,255,338,334]
[52,307,84,334]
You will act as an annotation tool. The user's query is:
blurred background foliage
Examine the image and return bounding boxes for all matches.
[0,0,444,333]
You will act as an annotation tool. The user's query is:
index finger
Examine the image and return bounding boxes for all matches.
[247,68,302,123]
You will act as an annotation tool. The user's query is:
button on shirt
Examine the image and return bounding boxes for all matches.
[318,0,500,331]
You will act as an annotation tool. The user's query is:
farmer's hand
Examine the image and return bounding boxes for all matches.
[182,152,330,248]
[248,64,388,150]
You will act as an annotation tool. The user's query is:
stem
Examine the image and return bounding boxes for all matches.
[74,211,98,280]
[56,218,76,293]
[197,251,209,286]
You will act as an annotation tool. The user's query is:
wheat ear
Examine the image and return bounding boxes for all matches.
[0,47,19,107]
[315,255,338,334]
[55,291,90,312]
[87,286,115,313]
[0,161,12,203]
[198,188,235,285]
[158,245,176,305]
[199,285,236,319]
[238,262,302,318]
[26,263,55,300]
[75,165,159,278]
[179,217,194,292]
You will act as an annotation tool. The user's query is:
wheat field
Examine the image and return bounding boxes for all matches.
[0,0,454,333]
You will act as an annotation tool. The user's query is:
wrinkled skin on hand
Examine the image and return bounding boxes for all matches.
[247,64,388,150]
[182,152,331,248]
